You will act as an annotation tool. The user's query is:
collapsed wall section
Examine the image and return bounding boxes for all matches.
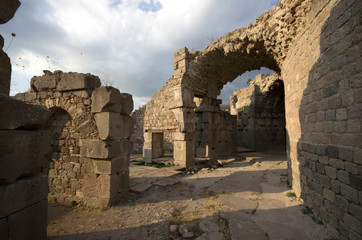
[15,71,134,207]
[230,73,286,151]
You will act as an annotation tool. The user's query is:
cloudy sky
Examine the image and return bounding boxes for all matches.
[1,0,278,109]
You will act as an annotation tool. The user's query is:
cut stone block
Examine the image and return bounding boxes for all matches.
[81,139,132,159]
[92,155,130,174]
[94,112,134,140]
[120,93,134,115]
[0,50,11,96]
[91,86,122,113]
[0,0,21,24]
[82,170,129,203]
[8,199,47,240]
[0,175,48,218]
[0,130,51,183]
[0,218,8,239]
[0,95,50,130]
[168,88,196,109]
[31,74,58,91]
[57,73,101,91]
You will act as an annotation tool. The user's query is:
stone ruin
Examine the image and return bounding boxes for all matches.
[230,73,286,151]
[142,0,362,239]
[0,0,361,239]
[0,1,134,239]
[13,70,134,207]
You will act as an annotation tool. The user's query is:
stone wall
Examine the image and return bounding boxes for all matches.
[142,0,362,238]
[15,71,134,207]
[230,73,286,151]
[195,97,237,158]
[282,0,362,238]
[1,1,51,239]
[131,108,145,154]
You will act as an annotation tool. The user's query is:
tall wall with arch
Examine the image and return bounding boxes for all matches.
[143,0,362,238]
[15,70,134,207]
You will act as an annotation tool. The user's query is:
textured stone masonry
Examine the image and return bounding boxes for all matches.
[16,72,134,207]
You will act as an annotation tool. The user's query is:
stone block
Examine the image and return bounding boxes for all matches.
[143,148,152,163]
[0,0,21,24]
[0,50,11,96]
[8,199,47,240]
[0,218,8,239]
[91,86,122,113]
[349,203,362,222]
[173,132,193,141]
[329,158,344,170]
[0,130,51,183]
[120,93,133,115]
[92,155,130,174]
[82,170,129,203]
[326,145,339,158]
[0,175,48,218]
[94,112,133,140]
[30,75,58,91]
[350,175,362,191]
[325,166,337,179]
[57,73,101,91]
[0,95,50,130]
[337,170,350,184]
[24,92,36,101]
[81,139,121,159]
[81,139,132,159]
[323,188,335,202]
[343,213,362,234]
[341,183,359,203]
[169,88,196,109]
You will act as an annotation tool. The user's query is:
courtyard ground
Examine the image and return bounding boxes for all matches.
[47,150,331,240]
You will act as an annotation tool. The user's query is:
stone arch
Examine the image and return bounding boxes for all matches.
[15,71,134,206]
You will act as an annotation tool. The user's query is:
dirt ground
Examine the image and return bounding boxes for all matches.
[47,151,331,240]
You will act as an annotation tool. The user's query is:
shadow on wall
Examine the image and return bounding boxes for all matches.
[298,0,361,238]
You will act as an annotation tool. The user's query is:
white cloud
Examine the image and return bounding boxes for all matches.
[1,0,277,108]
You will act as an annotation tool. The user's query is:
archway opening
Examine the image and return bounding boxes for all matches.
[45,107,81,201]
[226,72,286,152]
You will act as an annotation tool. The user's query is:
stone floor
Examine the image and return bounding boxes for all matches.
[47,150,331,240]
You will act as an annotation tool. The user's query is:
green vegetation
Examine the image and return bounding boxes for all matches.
[286,191,297,198]
[138,161,176,168]
[301,206,313,215]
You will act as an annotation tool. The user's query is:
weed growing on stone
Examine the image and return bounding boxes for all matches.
[286,191,297,198]
[192,221,204,237]
[206,204,221,215]
[139,161,176,168]
[301,206,313,215]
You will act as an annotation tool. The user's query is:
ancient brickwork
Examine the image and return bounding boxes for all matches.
[0,1,50,239]
[15,71,134,207]
[195,97,237,158]
[230,73,286,150]
[131,108,145,154]
[143,0,361,238]
[282,0,362,238]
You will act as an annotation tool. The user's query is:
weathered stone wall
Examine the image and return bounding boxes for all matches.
[143,0,361,238]
[15,71,134,207]
[230,73,286,151]
[131,108,145,154]
[1,1,51,239]
[282,0,362,238]
[195,97,237,158]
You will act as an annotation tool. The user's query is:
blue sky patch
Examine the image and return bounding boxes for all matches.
[138,0,162,12]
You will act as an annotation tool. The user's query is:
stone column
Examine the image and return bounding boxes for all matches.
[80,87,133,206]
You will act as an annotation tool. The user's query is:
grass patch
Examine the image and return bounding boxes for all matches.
[206,204,221,215]
[286,180,292,189]
[192,221,204,237]
[139,161,176,168]
[286,192,297,198]
[301,206,313,215]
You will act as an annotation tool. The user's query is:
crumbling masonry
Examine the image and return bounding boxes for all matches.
[15,71,134,207]
[143,0,362,239]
